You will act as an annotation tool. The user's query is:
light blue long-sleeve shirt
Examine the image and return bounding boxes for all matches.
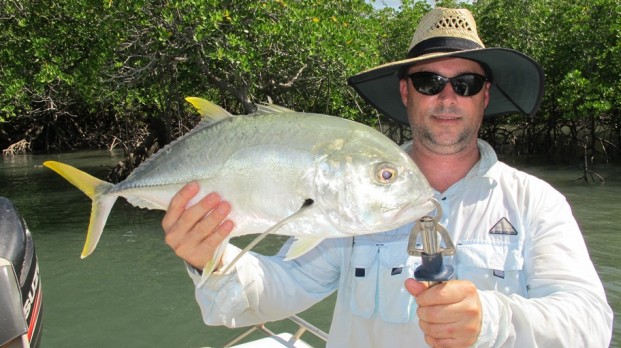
[187,140,613,347]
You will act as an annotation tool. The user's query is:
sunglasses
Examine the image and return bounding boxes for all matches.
[408,72,487,96]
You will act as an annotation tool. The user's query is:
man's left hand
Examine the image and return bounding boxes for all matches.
[405,279,482,348]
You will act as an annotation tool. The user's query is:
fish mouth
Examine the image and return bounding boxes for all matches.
[386,199,436,226]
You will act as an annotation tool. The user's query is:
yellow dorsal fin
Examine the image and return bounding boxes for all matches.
[185,97,232,122]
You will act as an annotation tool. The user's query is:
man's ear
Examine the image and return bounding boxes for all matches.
[399,78,409,106]
[483,82,491,108]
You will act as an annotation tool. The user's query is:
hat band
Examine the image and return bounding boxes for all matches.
[407,37,483,58]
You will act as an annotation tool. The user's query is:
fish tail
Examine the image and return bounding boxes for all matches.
[43,161,117,258]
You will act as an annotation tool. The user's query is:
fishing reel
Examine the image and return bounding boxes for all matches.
[407,199,455,286]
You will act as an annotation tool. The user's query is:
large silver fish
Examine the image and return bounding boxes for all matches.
[44,97,435,276]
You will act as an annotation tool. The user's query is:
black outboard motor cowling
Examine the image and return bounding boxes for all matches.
[0,197,43,348]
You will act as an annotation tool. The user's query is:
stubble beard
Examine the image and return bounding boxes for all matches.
[411,108,480,156]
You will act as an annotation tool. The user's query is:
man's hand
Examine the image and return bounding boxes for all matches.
[162,182,234,271]
[405,279,482,348]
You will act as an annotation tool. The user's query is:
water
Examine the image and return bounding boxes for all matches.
[0,150,618,347]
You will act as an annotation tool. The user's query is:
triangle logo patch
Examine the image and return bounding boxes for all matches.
[489,217,518,235]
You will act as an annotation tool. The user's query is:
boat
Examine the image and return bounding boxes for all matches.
[0,197,44,348]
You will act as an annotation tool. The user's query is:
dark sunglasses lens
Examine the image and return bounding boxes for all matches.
[451,74,486,96]
[410,73,446,95]
[409,73,486,96]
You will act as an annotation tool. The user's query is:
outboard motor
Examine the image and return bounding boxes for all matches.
[0,197,43,348]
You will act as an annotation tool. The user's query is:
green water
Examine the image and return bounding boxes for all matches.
[0,150,618,347]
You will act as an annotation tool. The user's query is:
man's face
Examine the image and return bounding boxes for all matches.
[399,57,490,156]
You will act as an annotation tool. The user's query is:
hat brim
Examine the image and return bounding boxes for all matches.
[347,48,544,125]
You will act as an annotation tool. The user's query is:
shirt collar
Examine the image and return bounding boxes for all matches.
[472,139,498,178]
[400,139,499,193]
[400,139,497,174]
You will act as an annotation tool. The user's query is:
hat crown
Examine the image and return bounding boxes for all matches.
[408,8,485,54]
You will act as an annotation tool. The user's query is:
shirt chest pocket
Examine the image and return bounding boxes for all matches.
[456,241,527,296]
[349,238,421,324]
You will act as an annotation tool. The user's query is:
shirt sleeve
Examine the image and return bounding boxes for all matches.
[186,237,344,328]
[475,180,613,347]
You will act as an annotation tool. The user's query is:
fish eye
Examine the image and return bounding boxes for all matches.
[376,165,398,184]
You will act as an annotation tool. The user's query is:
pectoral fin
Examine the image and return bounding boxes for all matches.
[219,199,316,275]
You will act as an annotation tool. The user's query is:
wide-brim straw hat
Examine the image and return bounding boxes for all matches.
[348,7,544,125]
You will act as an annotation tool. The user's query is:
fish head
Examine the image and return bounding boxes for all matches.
[312,134,435,235]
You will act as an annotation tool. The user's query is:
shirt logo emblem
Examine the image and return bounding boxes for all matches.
[489,217,518,235]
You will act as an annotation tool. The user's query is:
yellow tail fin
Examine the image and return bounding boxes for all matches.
[43,161,116,258]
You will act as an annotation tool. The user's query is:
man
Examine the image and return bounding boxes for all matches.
[163,8,612,347]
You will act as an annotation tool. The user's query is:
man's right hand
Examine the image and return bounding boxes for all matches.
[162,182,234,271]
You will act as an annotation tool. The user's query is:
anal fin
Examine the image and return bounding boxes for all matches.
[198,237,230,287]
[284,237,325,261]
